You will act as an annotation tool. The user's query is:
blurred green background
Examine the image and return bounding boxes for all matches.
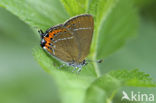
[0,0,156,103]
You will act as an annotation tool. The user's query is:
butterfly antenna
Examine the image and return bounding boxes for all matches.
[38,29,44,38]
[97,59,103,63]
[87,59,104,63]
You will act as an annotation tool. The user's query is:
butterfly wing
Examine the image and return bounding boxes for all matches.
[44,24,81,63]
[53,28,81,63]
[43,14,94,64]
[64,14,94,63]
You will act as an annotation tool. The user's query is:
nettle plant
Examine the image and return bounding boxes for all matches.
[1,0,155,103]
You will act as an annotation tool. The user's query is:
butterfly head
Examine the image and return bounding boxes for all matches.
[38,29,46,48]
[38,29,45,39]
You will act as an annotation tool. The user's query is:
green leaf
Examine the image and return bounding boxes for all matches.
[94,0,138,59]
[84,74,120,103]
[61,0,87,16]
[0,0,146,103]
[109,69,156,87]
[0,0,69,30]
[84,69,156,103]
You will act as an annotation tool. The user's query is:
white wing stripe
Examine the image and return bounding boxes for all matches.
[73,27,91,31]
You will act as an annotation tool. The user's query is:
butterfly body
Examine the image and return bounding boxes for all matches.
[39,14,94,71]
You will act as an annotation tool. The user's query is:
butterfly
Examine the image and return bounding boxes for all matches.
[38,14,94,72]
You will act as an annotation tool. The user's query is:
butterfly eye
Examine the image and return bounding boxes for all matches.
[40,39,46,47]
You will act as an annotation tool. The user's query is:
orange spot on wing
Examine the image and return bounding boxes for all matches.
[48,29,63,38]
[44,29,66,45]
[45,45,52,53]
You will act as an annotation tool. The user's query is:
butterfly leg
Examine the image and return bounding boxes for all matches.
[77,67,82,73]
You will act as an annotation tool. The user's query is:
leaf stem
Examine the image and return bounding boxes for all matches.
[91,27,101,77]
